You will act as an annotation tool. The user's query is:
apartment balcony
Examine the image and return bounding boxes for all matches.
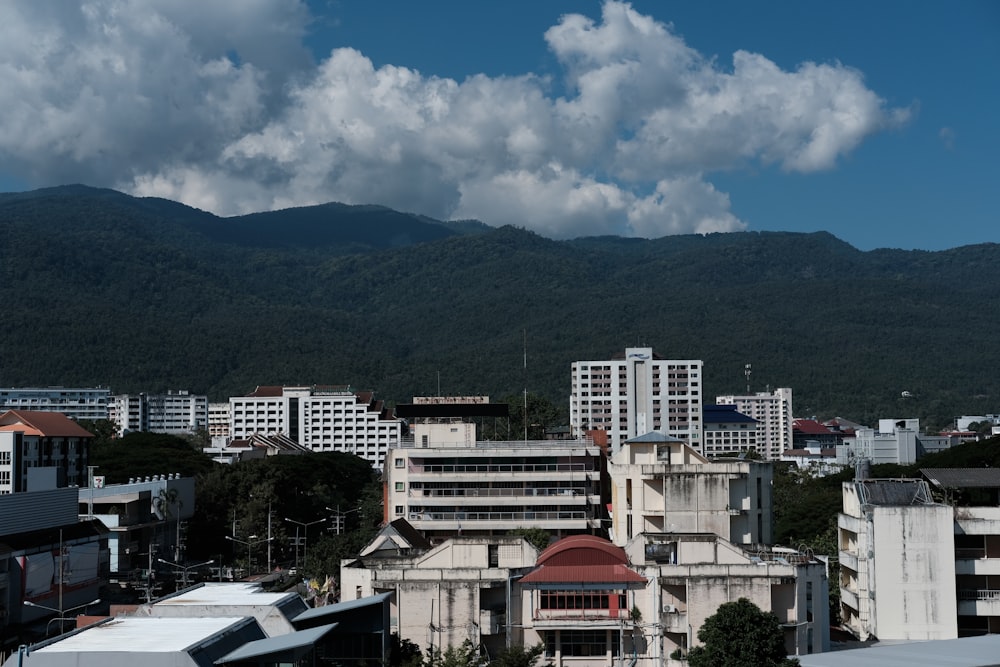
[955,550,1000,575]
[957,589,1000,616]
[410,486,598,504]
[840,587,859,611]
[955,507,1000,535]
[839,549,859,572]
[532,608,628,629]
[408,509,591,531]
[408,463,599,481]
[661,608,687,633]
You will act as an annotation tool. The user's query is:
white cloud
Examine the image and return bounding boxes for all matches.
[0,0,909,239]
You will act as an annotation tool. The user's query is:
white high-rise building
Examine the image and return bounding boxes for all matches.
[570,347,704,453]
[715,387,793,461]
[108,390,208,436]
[229,385,401,468]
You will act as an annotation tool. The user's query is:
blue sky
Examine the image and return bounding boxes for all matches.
[1,1,996,250]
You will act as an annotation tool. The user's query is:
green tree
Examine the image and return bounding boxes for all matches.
[386,633,423,667]
[424,640,480,667]
[686,598,799,667]
[507,528,551,552]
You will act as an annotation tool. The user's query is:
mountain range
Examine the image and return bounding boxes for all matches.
[1,185,997,428]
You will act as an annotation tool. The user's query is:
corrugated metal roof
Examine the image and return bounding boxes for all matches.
[799,635,1000,667]
[703,405,758,424]
[521,535,646,585]
[0,410,94,437]
[520,563,647,585]
[34,617,251,653]
[921,468,1000,489]
[293,592,391,623]
[153,582,298,608]
[625,432,686,444]
[215,623,337,664]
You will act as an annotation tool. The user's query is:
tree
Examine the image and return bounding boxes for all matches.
[686,598,799,667]
[507,527,551,552]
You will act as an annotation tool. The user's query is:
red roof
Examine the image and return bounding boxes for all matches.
[0,410,94,438]
[793,419,833,435]
[247,385,284,397]
[521,535,646,585]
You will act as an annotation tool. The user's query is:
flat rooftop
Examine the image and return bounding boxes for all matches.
[34,617,247,653]
[153,582,296,607]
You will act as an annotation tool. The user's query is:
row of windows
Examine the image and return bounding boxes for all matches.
[539,592,625,610]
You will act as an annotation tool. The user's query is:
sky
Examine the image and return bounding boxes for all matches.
[0,1,996,250]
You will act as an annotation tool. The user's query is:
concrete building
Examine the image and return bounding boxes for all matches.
[838,477,958,641]
[0,487,107,656]
[0,411,93,493]
[701,404,758,458]
[626,532,830,663]
[108,391,208,436]
[207,402,230,440]
[837,419,957,466]
[341,530,538,658]
[385,397,604,542]
[570,347,704,453]
[229,385,401,468]
[0,388,110,422]
[608,433,773,547]
[715,388,793,461]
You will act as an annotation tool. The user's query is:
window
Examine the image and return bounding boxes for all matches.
[395,482,405,492]
[394,505,404,515]
[394,458,404,468]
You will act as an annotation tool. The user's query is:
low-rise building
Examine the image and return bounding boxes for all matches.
[109,391,208,436]
[608,433,773,547]
[626,532,830,662]
[837,419,957,465]
[0,388,110,422]
[0,411,93,493]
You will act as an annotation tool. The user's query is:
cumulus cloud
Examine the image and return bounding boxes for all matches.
[0,0,909,238]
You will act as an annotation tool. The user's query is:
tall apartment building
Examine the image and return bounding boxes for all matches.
[715,387,793,460]
[208,402,231,440]
[109,390,208,435]
[386,397,605,542]
[229,385,401,468]
[0,387,110,421]
[570,347,704,453]
[0,410,93,493]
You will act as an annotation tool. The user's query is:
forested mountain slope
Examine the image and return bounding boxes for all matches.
[1,185,996,426]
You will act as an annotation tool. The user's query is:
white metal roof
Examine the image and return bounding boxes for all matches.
[33,617,249,653]
[799,635,1000,667]
[153,582,295,607]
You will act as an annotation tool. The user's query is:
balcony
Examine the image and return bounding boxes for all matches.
[532,608,628,629]
[408,509,590,530]
[957,589,1000,616]
[839,550,859,572]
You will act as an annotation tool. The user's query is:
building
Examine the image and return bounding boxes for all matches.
[838,477,958,641]
[0,388,110,422]
[108,391,208,436]
[341,528,538,658]
[837,419,957,466]
[608,433,773,547]
[626,532,830,662]
[792,419,846,450]
[715,388,793,461]
[208,402,230,440]
[385,397,605,541]
[701,404,758,458]
[570,347,704,453]
[0,411,93,493]
[0,487,107,657]
[229,386,401,468]
[519,535,649,666]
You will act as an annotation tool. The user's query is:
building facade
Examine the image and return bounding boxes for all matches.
[108,391,208,436]
[715,388,793,461]
[0,411,93,493]
[701,404,758,458]
[837,418,957,465]
[0,387,110,422]
[838,477,958,641]
[570,347,704,453]
[229,386,402,468]
[608,433,773,547]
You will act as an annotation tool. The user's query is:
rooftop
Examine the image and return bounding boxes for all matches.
[32,617,249,653]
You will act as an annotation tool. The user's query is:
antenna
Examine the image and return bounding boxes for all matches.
[744,363,752,394]
[523,329,528,443]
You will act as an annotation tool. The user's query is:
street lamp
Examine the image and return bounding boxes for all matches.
[284,517,326,571]
[225,535,272,577]
[23,598,100,636]
[158,558,215,591]
[325,505,361,535]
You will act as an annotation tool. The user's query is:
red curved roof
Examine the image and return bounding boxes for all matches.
[522,535,646,585]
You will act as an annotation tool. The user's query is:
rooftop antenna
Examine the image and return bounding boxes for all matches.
[437,371,441,397]
[745,363,752,394]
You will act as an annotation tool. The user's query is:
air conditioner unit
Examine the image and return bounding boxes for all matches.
[663,604,678,613]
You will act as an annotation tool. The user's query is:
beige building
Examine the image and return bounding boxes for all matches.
[626,532,830,662]
[341,532,538,659]
[570,347,704,453]
[385,397,604,542]
[608,432,773,547]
